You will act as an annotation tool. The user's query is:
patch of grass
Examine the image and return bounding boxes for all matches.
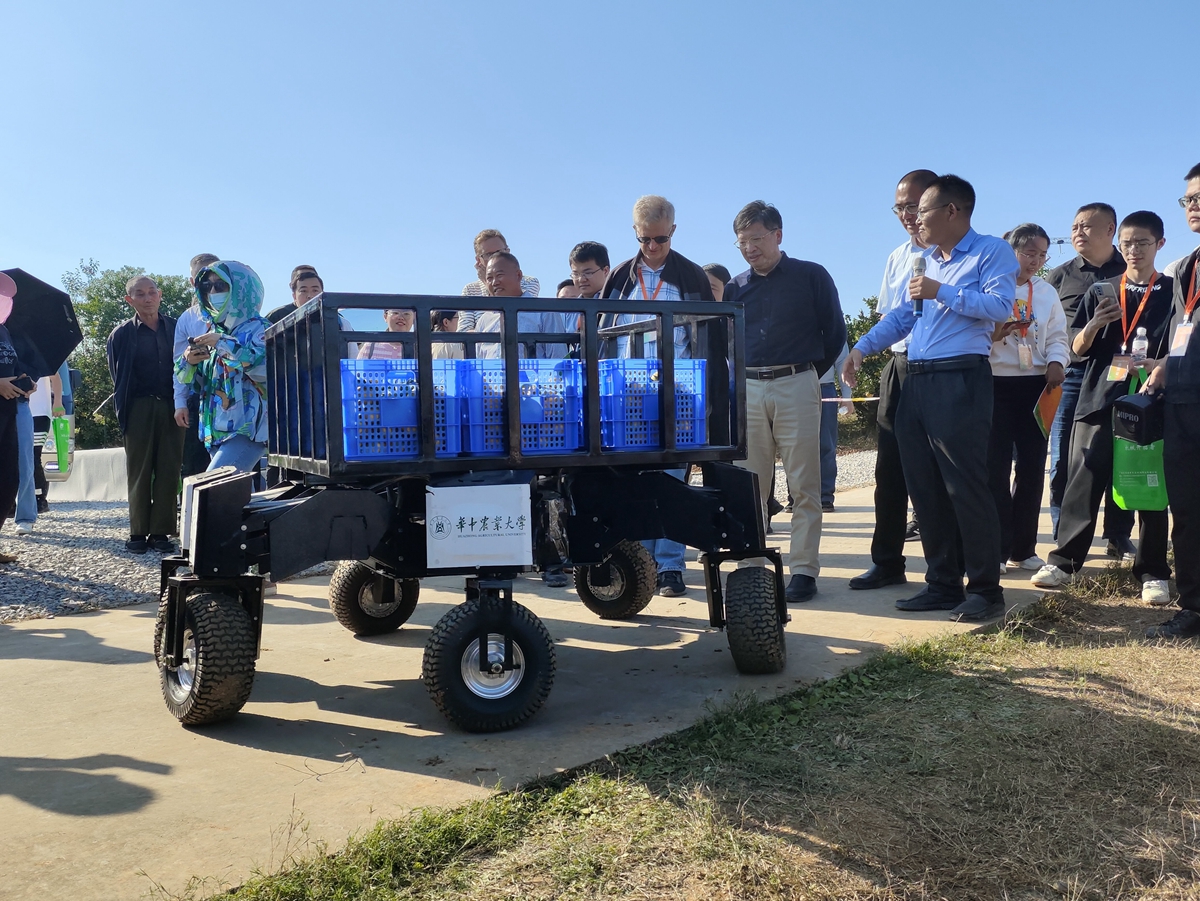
[179,573,1200,901]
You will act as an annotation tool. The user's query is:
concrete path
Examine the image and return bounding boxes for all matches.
[0,484,1047,900]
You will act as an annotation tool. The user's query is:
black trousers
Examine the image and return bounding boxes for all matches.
[180,393,210,480]
[0,403,17,532]
[870,353,910,572]
[896,357,1001,601]
[988,375,1049,563]
[1164,402,1200,612]
[32,414,49,503]
[1048,412,1169,580]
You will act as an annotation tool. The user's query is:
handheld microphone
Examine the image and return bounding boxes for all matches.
[912,255,926,318]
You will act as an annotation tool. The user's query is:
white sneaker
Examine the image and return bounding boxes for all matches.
[1008,555,1046,571]
[1141,577,1172,607]
[1031,564,1074,589]
[999,562,1008,575]
[14,522,32,536]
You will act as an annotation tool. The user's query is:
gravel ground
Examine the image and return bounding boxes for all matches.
[772,447,877,503]
[0,502,165,624]
[1,451,879,625]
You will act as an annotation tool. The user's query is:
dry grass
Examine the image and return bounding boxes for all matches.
[197,567,1200,901]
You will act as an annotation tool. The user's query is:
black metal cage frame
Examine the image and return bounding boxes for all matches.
[265,293,747,478]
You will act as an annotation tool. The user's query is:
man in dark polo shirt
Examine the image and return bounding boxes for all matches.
[107,276,186,554]
[723,201,846,602]
[844,175,1017,622]
[1045,203,1133,556]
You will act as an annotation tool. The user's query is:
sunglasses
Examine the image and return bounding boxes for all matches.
[636,235,672,246]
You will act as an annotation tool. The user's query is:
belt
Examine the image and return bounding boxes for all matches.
[904,354,987,375]
[745,362,813,380]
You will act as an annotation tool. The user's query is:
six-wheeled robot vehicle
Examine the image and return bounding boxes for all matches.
[157,292,788,732]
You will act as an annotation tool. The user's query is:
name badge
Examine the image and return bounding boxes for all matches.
[1170,321,1194,357]
[1017,343,1033,370]
[1107,355,1132,382]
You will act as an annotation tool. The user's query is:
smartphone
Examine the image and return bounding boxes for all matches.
[1095,282,1119,307]
[11,374,35,393]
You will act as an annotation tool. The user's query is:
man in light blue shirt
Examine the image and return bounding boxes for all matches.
[844,174,1017,622]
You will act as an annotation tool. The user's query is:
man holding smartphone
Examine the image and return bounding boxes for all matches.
[108,275,186,554]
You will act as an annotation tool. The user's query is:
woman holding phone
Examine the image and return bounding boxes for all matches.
[0,272,31,563]
[988,224,1070,573]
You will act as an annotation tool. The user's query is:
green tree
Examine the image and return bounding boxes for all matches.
[62,259,193,449]
[842,295,891,438]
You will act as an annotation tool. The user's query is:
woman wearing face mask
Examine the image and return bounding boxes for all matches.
[177,261,269,475]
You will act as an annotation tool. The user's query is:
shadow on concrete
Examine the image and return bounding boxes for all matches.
[0,753,170,816]
[0,626,154,665]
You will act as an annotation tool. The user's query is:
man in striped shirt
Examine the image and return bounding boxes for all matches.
[459,229,540,331]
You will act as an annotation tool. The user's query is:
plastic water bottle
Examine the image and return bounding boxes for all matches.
[1131,326,1149,364]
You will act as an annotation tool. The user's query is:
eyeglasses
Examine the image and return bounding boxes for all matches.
[636,235,672,246]
[891,202,920,216]
[734,231,778,251]
[480,247,510,260]
[1179,194,1200,210]
[572,267,604,280]
[915,203,952,221]
[1118,239,1156,252]
[199,277,228,293]
[1017,249,1049,262]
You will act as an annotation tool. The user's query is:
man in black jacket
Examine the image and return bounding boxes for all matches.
[1143,162,1200,639]
[600,195,715,598]
[107,276,185,553]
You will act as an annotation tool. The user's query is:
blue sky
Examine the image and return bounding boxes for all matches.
[4,0,1199,320]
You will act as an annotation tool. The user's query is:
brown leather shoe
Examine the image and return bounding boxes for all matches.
[0,550,18,564]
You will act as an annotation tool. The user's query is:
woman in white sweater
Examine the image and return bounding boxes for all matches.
[990,223,1070,572]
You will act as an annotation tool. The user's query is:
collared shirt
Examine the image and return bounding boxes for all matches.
[725,252,846,373]
[615,263,686,359]
[856,228,1018,362]
[1045,247,1125,367]
[459,277,541,332]
[173,305,209,408]
[474,292,567,359]
[131,314,175,400]
[878,238,926,354]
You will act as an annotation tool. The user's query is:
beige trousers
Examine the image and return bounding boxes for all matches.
[738,369,822,576]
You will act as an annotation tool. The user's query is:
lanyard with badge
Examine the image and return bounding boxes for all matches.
[1107,272,1156,381]
[1013,281,1035,370]
[1170,264,1198,357]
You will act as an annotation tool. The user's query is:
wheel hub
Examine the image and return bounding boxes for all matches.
[359,581,403,618]
[460,634,525,699]
[587,561,626,601]
[168,628,197,703]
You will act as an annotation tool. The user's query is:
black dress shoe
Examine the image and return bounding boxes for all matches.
[767,495,784,518]
[949,593,1006,622]
[785,574,817,603]
[1146,609,1200,640]
[1106,536,1137,561]
[895,587,962,611]
[849,565,907,591]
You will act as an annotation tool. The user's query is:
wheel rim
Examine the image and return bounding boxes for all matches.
[167,628,197,703]
[460,634,525,699]
[358,578,403,619]
[586,561,627,602]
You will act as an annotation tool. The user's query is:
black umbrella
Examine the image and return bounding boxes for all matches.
[1,268,83,378]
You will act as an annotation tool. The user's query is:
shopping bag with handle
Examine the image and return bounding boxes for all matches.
[1111,369,1167,511]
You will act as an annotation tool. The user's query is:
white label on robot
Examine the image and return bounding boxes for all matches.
[426,483,534,568]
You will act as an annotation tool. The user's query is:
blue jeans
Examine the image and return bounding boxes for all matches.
[819,382,838,505]
[1049,366,1132,542]
[15,402,36,526]
[642,468,686,573]
[207,434,266,478]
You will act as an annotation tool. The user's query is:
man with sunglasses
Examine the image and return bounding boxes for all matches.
[724,201,846,603]
[848,169,938,592]
[844,175,1017,622]
[600,195,715,597]
[459,229,540,332]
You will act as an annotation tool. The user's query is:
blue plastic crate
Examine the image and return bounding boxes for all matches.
[462,359,584,455]
[340,359,462,460]
[599,359,707,449]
